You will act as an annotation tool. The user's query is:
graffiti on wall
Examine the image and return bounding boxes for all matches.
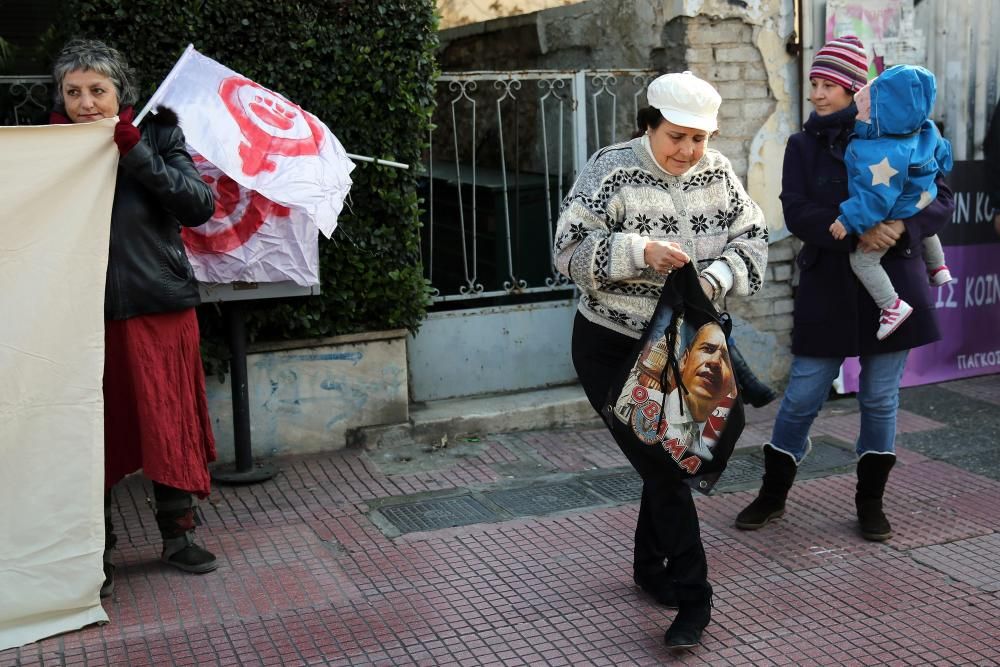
[826,0,925,75]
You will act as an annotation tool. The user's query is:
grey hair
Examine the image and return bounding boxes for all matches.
[52,38,138,109]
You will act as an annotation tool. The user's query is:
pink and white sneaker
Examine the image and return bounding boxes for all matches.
[928,265,953,286]
[877,298,913,340]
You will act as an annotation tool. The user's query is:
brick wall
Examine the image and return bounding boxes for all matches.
[684,18,775,181]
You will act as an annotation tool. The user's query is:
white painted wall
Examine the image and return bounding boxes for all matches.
[408,300,579,402]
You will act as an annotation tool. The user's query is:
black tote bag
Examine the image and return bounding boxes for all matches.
[602,262,745,494]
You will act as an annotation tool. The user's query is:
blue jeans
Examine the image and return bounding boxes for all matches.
[770,351,909,462]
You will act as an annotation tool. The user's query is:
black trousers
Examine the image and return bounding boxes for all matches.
[572,312,710,602]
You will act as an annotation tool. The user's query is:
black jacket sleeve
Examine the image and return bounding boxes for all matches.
[119,123,215,227]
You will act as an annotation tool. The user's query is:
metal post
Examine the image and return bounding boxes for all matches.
[210,300,276,484]
[572,70,589,181]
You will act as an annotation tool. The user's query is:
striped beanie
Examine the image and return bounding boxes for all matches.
[809,35,869,93]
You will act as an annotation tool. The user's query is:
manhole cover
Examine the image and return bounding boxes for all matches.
[378,495,498,533]
[583,471,642,502]
[711,438,856,493]
[799,438,856,478]
[484,482,603,516]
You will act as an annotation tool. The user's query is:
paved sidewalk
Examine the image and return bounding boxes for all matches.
[4,376,999,666]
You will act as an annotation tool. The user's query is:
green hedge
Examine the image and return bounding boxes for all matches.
[62,0,438,363]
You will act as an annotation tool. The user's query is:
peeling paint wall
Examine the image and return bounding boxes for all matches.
[205,332,409,461]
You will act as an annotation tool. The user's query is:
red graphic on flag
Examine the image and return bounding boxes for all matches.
[182,155,291,254]
[219,76,326,176]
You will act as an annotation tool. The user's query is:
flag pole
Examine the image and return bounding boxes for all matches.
[133,43,195,126]
[345,153,409,170]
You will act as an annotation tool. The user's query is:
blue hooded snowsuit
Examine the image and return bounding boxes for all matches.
[839,65,953,234]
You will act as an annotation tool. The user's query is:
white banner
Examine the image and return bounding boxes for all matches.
[0,120,116,649]
[145,45,354,286]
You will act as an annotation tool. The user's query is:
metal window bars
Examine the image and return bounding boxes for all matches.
[422,69,655,305]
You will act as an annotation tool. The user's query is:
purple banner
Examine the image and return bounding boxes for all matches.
[843,161,1000,392]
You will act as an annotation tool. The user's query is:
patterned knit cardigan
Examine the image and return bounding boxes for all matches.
[554,137,768,338]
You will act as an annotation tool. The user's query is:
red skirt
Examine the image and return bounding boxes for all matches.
[104,309,216,498]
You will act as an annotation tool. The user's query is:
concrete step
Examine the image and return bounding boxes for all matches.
[350,384,602,450]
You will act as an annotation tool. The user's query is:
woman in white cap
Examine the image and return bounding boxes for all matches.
[553,71,767,650]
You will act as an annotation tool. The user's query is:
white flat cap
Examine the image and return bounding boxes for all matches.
[646,71,722,133]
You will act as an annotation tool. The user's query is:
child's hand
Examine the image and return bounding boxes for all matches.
[830,220,848,240]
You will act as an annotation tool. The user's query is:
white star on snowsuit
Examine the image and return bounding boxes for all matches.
[917,190,934,209]
[869,157,899,187]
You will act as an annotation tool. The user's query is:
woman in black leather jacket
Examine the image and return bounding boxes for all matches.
[51,39,218,598]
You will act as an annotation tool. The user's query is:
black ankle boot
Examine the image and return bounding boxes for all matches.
[161,532,218,573]
[153,483,218,574]
[664,585,712,651]
[730,344,778,408]
[735,444,798,530]
[101,551,116,598]
[856,454,896,541]
[102,493,116,598]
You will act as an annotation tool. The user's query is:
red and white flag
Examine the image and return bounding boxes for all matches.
[143,46,355,285]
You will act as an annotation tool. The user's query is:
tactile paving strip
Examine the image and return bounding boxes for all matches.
[582,470,642,502]
[378,495,499,533]
[483,482,603,516]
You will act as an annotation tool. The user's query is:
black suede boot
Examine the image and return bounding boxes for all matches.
[153,483,218,574]
[735,444,798,530]
[856,453,896,541]
[663,584,713,651]
[730,344,778,408]
[101,493,116,598]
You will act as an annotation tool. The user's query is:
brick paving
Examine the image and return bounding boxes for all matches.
[3,376,999,666]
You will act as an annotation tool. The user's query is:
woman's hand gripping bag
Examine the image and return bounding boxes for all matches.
[602,262,746,494]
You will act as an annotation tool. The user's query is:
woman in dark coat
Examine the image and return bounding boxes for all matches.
[51,39,218,597]
[735,36,955,541]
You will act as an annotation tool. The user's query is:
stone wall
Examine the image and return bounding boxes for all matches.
[437,0,580,31]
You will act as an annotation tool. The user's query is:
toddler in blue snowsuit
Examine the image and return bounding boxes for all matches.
[829,64,953,340]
